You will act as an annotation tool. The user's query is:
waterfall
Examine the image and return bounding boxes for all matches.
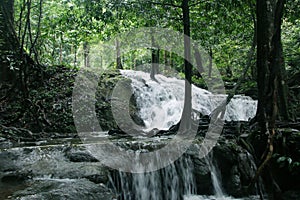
[120,70,257,131]
[201,145,225,199]
[112,70,260,200]
[111,155,196,200]
[206,156,224,198]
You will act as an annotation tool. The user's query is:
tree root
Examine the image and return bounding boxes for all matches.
[0,124,34,140]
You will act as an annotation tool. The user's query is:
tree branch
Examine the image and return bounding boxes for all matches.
[189,1,204,7]
[148,1,181,8]
[30,0,43,64]
[169,16,183,21]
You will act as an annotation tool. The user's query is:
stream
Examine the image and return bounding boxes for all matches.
[0,70,261,199]
[0,135,262,200]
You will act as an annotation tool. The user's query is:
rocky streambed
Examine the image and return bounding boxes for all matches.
[0,131,256,200]
[0,125,299,200]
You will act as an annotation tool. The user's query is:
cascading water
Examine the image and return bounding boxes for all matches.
[205,153,224,198]
[111,154,196,200]
[120,70,257,131]
[116,70,259,200]
[188,145,227,200]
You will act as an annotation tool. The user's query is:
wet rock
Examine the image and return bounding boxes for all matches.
[192,156,214,195]
[12,179,116,200]
[0,151,19,172]
[184,143,213,195]
[214,142,258,196]
[131,112,145,127]
[66,152,99,162]
[0,140,13,149]
[108,129,128,136]
[187,140,259,197]
[214,143,238,169]
[237,152,256,185]
[222,121,245,136]
[84,174,107,184]
[227,165,242,197]
[1,171,31,183]
[6,147,111,184]
[151,121,182,137]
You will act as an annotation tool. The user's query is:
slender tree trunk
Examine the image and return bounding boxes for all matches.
[193,44,204,76]
[83,41,90,68]
[30,0,43,64]
[59,33,63,64]
[134,59,137,70]
[272,0,289,121]
[150,34,159,80]
[74,45,77,66]
[164,50,170,72]
[249,0,257,80]
[249,13,257,80]
[130,50,134,70]
[156,49,160,73]
[100,55,103,68]
[181,0,192,130]
[208,47,212,78]
[116,38,122,69]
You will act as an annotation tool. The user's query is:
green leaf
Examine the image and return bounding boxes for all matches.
[277,156,286,163]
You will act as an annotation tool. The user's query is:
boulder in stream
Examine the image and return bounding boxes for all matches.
[11,179,116,200]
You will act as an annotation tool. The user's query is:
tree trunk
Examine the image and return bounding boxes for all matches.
[74,45,77,66]
[253,0,286,199]
[150,34,159,80]
[83,41,90,68]
[170,52,174,68]
[181,0,192,130]
[208,47,212,78]
[0,0,17,82]
[164,50,170,72]
[0,0,34,96]
[248,9,257,81]
[272,0,289,121]
[256,0,273,133]
[249,0,257,80]
[116,38,123,69]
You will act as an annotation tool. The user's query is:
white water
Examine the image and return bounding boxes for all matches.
[120,70,257,131]
[192,145,227,200]
[118,70,259,200]
[114,155,196,200]
[206,156,224,198]
[184,195,261,200]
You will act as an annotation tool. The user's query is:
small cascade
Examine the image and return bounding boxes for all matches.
[206,157,224,198]
[203,151,225,199]
[193,144,227,200]
[120,70,257,131]
[110,155,196,200]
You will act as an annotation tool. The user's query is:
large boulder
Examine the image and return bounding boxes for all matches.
[187,138,259,197]
[11,179,115,200]
[1,146,110,185]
